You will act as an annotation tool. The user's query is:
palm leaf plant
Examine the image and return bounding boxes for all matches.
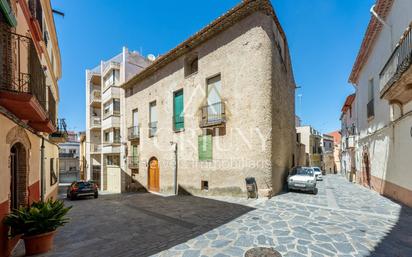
[3,199,72,237]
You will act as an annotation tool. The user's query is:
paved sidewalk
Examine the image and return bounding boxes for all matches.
[12,175,412,257]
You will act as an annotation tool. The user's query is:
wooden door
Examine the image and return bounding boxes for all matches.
[148,158,159,192]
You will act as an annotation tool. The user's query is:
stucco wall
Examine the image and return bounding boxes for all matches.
[124,12,295,197]
[354,0,412,204]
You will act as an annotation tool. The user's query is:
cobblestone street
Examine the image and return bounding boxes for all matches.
[16,175,412,257]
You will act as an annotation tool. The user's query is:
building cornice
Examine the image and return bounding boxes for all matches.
[122,0,286,89]
[348,0,394,84]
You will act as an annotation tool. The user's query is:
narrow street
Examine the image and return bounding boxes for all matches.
[15,175,412,257]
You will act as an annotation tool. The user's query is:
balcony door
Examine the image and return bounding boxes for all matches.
[206,75,222,123]
[133,109,138,128]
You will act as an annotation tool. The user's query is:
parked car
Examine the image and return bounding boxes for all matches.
[67,181,98,200]
[312,167,323,181]
[287,167,318,194]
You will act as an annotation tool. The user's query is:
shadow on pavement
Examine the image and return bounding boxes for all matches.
[28,193,254,257]
[368,204,412,257]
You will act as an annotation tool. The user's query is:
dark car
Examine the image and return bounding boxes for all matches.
[67,181,98,200]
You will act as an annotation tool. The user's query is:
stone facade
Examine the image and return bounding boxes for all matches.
[123,2,295,197]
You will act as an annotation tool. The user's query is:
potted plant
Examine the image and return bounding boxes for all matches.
[3,199,71,256]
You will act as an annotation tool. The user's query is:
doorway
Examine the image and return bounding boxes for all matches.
[148,157,159,192]
[10,143,27,210]
[362,149,371,187]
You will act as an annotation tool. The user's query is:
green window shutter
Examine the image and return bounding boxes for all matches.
[198,135,212,161]
[173,90,184,130]
[0,0,17,27]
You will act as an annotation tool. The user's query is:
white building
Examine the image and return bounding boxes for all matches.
[85,47,150,193]
[59,132,80,183]
[349,0,412,207]
[296,126,322,167]
[340,94,356,181]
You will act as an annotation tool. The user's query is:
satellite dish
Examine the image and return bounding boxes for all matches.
[147,54,156,61]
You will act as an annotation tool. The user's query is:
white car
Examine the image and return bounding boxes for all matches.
[312,167,323,181]
[287,167,318,194]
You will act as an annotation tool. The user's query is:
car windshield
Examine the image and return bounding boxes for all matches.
[291,168,313,176]
[77,182,92,188]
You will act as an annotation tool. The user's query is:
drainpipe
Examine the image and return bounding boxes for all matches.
[370,4,393,49]
[40,137,45,202]
[170,141,178,195]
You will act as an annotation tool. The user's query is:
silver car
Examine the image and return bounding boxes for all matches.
[287,167,318,194]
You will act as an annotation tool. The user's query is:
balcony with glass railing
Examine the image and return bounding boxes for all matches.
[380,23,412,105]
[90,143,102,154]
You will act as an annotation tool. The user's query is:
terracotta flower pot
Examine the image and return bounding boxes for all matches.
[23,231,56,256]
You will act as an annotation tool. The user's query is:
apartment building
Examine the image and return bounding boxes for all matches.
[296,126,323,168]
[59,131,80,183]
[349,0,412,206]
[122,0,296,197]
[0,0,65,255]
[85,47,150,193]
[340,94,356,181]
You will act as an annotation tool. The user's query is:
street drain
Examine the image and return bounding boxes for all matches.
[245,247,282,257]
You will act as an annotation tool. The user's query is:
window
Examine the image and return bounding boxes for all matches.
[149,101,157,137]
[173,90,184,131]
[104,131,110,143]
[50,158,58,186]
[184,54,198,77]
[113,128,120,143]
[202,75,224,125]
[367,78,375,119]
[201,181,209,191]
[113,99,120,114]
[106,155,120,166]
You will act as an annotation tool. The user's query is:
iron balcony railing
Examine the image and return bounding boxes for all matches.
[200,102,226,127]
[50,118,68,140]
[128,126,140,140]
[380,23,412,93]
[367,99,375,119]
[48,88,56,126]
[149,122,158,137]
[128,156,139,169]
[0,30,47,112]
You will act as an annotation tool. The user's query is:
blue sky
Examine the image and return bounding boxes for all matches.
[52,0,374,133]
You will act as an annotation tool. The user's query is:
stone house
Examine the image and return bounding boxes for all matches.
[296,126,322,168]
[349,0,412,206]
[121,0,296,197]
[0,0,64,255]
[321,134,335,173]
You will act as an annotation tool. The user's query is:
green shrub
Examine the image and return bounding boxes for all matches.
[3,199,72,237]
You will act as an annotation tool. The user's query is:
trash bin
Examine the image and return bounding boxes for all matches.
[245,177,258,199]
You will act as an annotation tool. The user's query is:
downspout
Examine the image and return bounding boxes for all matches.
[170,142,178,195]
[40,137,45,202]
[370,4,393,49]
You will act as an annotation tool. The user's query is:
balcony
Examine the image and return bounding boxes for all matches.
[90,90,101,107]
[380,23,412,104]
[49,119,68,143]
[128,156,139,169]
[90,117,102,130]
[28,0,43,41]
[148,122,158,137]
[200,102,226,127]
[103,109,120,120]
[103,137,121,146]
[90,144,102,154]
[0,31,55,133]
[344,136,355,149]
[128,126,140,140]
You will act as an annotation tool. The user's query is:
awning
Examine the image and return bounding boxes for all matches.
[0,0,17,27]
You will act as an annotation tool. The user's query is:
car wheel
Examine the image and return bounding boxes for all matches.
[94,192,98,199]
[313,188,318,195]
[70,193,76,200]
